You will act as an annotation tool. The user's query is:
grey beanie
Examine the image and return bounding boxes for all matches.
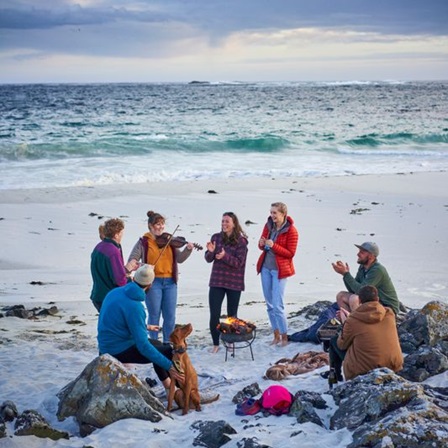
[133,264,155,286]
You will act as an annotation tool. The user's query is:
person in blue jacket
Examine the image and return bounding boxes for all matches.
[97,264,184,390]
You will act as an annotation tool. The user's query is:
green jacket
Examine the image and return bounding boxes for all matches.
[343,262,400,314]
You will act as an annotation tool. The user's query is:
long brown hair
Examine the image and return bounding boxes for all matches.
[222,212,247,245]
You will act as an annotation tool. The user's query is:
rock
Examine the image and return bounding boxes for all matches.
[348,401,448,448]
[0,400,18,422]
[328,368,448,447]
[3,305,31,319]
[232,383,262,404]
[293,390,327,409]
[399,346,448,382]
[0,418,6,439]
[237,437,271,448]
[0,304,59,319]
[57,354,168,436]
[36,306,59,316]
[290,300,334,319]
[14,409,69,440]
[191,420,237,448]
[289,398,324,427]
[398,301,448,353]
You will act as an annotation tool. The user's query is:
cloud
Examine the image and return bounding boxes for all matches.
[0,0,447,82]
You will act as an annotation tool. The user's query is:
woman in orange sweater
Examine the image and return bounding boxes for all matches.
[128,211,194,343]
[257,202,299,346]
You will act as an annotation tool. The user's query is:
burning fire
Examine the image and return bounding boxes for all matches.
[217,317,256,335]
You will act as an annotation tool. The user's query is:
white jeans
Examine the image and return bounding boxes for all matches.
[261,267,288,334]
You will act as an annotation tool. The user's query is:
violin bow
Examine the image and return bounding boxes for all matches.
[153,225,180,267]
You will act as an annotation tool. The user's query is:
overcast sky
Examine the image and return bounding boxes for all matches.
[1,0,447,83]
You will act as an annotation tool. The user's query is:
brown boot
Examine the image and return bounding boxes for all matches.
[270,329,280,345]
[280,333,289,346]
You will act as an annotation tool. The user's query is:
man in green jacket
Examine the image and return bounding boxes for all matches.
[332,241,400,315]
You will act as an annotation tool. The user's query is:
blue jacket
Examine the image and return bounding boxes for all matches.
[97,282,172,371]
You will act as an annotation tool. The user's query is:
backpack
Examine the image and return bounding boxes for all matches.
[259,385,293,416]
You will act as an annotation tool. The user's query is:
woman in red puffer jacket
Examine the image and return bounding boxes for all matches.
[257,202,299,346]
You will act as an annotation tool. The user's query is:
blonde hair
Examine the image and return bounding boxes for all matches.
[271,202,288,216]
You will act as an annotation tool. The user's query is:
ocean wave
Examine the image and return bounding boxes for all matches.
[0,134,290,162]
[345,132,448,148]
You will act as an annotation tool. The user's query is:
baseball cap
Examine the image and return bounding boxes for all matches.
[354,242,379,257]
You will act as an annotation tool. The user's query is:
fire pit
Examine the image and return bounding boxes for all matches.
[217,317,257,361]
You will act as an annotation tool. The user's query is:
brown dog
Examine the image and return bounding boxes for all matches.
[167,323,201,415]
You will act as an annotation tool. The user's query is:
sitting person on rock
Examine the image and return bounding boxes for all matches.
[97,264,184,394]
[329,285,403,382]
[332,241,400,316]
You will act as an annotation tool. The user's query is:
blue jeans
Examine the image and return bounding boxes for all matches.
[145,277,177,343]
[261,267,288,334]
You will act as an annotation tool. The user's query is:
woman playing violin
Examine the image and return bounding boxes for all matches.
[205,212,248,353]
[127,211,194,343]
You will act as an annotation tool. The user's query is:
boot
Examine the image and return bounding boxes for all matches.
[270,329,280,345]
[280,333,289,347]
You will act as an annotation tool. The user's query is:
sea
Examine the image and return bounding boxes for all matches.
[0,80,447,190]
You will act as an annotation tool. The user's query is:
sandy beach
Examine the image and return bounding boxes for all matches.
[0,171,447,447]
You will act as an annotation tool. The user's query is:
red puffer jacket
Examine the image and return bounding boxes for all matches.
[256,216,299,279]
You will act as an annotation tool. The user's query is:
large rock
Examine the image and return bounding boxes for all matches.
[329,368,448,447]
[398,301,448,353]
[57,354,168,436]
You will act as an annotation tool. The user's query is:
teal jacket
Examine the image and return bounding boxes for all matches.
[97,282,172,371]
[343,262,400,315]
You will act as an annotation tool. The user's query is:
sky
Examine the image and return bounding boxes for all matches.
[1,0,447,84]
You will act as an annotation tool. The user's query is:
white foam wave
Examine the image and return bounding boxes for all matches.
[2,149,448,190]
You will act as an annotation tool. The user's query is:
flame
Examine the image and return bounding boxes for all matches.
[217,316,256,334]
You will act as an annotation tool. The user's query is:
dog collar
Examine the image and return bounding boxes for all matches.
[172,346,187,354]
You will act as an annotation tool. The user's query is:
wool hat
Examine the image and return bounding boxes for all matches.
[355,242,379,257]
[133,264,155,286]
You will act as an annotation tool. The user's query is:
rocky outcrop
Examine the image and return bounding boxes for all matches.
[398,301,448,353]
[329,368,448,447]
[57,354,168,436]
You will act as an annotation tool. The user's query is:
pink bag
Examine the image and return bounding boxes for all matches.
[260,385,293,416]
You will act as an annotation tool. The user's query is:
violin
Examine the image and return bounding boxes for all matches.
[155,232,203,251]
